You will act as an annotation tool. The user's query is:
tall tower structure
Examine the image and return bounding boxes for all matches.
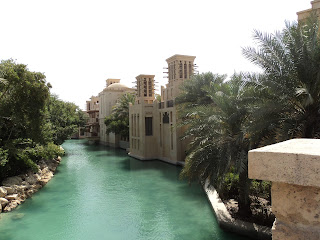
[135,74,155,104]
[163,55,196,101]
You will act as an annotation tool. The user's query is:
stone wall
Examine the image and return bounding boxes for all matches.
[248,139,320,240]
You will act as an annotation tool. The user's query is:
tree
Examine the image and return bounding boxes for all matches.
[0,59,51,144]
[176,72,226,106]
[242,14,320,144]
[104,93,135,139]
[47,95,86,145]
[178,73,253,216]
[0,59,83,182]
[155,94,161,102]
[0,59,51,180]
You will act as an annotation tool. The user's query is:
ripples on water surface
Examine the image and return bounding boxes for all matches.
[0,140,249,240]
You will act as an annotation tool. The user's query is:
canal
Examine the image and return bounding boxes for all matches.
[0,140,249,240]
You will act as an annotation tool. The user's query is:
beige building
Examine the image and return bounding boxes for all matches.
[297,0,320,21]
[85,96,100,142]
[129,54,196,165]
[99,78,135,148]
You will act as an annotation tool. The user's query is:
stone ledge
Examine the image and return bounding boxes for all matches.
[203,180,272,240]
[249,139,320,188]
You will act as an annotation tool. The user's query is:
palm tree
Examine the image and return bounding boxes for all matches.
[178,73,253,216]
[176,72,226,106]
[242,14,320,144]
[104,92,135,139]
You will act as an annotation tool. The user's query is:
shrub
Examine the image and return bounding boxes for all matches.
[250,180,271,201]
[216,171,239,200]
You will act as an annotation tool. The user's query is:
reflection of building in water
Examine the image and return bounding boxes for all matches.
[99,79,135,148]
[129,54,196,165]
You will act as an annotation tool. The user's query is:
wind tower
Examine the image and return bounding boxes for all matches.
[106,78,120,87]
[135,74,155,104]
[163,55,196,101]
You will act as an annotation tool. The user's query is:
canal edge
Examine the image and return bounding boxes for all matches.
[0,147,65,213]
[203,179,272,240]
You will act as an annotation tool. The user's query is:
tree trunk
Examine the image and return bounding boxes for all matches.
[238,169,252,217]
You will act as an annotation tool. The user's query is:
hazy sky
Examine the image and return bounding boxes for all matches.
[1,0,311,109]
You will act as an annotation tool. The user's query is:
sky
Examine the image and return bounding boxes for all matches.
[1,0,312,110]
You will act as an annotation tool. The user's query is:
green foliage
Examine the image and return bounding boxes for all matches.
[179,73,252,215]
[217,173,271,203]
[179,15,320,218]
[47,95,86,145]
[0,59,50,144]
[155,94,161,102]
[242,14,320,144]
[105,116,129,137]
[104,93,135,139]
[250,180,271,201]
[0,59,78,182]
[176,72,226,106]
[0,147,8,167]
[216,171,239,200]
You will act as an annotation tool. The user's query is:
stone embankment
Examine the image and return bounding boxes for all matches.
[0,156,62,213]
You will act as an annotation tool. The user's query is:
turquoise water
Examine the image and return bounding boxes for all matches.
[0,140,249,240]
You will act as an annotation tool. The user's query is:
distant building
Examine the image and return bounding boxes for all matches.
[98,79,135,148]
[128,54,196,165]
[297,0,320,21]
[85,96,100,143]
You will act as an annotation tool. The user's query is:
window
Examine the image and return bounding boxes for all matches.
[131,114,133,136]
[144,78,147,96]
[160,124,162,147]
[189,62,192,77]
[171,124,173,150]
[163,112,169,123]
[145,117,153,136]
[148,78,152,96]
[179,61,183,78]
[137,114,140,137]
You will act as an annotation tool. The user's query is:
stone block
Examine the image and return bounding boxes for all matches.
[272,182,320,227]
[4,186,16,194]
[249,139,320,240]
[273,220,320,240]
[2,176,23,186]
[0,198,9,207]
[6,194,19,200]
[248,139,320,188]
[0,187,7,197]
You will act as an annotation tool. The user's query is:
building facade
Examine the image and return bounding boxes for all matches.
[129,54,196,165]
[297,0,320,21]
[98,78,135,148]
[85,96,100,142]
